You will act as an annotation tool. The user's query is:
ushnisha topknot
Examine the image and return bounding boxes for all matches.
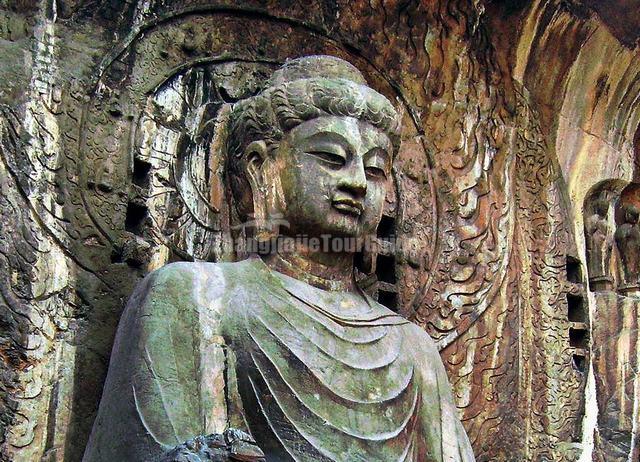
[265,55,368,87]
[226,55,401,220]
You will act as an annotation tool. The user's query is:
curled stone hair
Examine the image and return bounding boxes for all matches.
[226,55,401,220]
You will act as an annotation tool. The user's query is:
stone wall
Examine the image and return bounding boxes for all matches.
[503,2,640,460]
[0,1,638,461]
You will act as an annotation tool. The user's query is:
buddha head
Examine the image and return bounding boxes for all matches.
[593,198,609,218]
[623,203,640,225]
[226,55,400,243]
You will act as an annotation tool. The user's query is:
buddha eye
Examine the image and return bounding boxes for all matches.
[365,166,387,179]
[306,150,346,168]
[364,148,390,180]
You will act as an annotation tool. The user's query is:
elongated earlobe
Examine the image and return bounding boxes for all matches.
[245,140,268,186]
[244,140,277,243]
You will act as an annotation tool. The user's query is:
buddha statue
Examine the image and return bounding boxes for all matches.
[615,203,640,292]
[585,198,614,291]
[83,55,474,462]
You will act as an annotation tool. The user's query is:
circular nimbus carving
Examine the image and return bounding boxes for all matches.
[76,11,438,279]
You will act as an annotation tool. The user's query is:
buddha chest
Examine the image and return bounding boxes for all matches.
[222,260,422,462]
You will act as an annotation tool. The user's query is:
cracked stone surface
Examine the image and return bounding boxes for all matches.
[0,1,639,461]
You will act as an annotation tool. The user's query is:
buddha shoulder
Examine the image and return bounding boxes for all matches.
[124,261,244,324]
[398,320,446,372]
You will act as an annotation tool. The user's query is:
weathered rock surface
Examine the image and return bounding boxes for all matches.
[0,1,638,461]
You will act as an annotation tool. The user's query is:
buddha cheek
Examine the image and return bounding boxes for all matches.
[360,186,386,234]
[279,168,335,234]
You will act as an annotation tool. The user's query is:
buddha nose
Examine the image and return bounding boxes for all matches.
[338,159,367,197]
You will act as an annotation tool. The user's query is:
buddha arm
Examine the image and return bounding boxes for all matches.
[408,324,476,462]
[83,263,258,462]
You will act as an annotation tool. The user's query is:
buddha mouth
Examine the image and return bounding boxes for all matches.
[332,198,364,216]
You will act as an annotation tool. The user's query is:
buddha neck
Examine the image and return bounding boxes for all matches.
[262,242,356,292]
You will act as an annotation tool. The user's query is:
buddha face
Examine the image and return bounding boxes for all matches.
[271,115,392,239]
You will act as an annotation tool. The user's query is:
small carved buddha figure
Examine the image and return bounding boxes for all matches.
[83,56,474,462]
[615,203,640,292]
[585,198,614,290]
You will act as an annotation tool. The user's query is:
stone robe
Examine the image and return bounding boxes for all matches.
[83,257,474,462]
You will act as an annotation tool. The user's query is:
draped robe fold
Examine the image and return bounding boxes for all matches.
[83,258,475,462]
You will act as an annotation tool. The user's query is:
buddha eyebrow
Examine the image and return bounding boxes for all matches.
[299,131,351,148]
[363,146,391,162]
[364,151,391,173]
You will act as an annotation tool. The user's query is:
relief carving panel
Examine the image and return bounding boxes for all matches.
[0,2,593,461]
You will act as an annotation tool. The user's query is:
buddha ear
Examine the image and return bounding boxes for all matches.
[245,140,268,191]
[244,140,276,242]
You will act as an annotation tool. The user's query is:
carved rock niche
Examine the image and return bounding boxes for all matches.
[68,13,440,461]
[81,14,435,295]
[0,3,594,462]
[585,179,640,461]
